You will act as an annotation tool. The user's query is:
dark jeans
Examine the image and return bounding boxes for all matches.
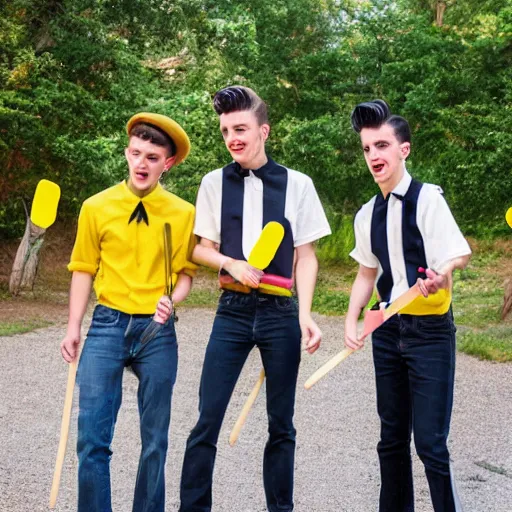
[179,290,301,512]
[372,312,463,512]
[77,305,178,512]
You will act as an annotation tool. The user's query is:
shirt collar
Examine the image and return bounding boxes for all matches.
[390,169,412,198]
[121,180,166,203]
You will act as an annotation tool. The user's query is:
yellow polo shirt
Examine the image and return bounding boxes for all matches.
[68,181,197,314]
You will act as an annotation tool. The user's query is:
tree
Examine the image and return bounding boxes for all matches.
[1,0,511,244]
[9,210,46,295]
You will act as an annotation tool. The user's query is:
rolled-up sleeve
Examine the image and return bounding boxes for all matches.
[349,207,379,269]
[180,207,198,277]
[194,173,221,244]
[67,201,100,275]
[419,186,471,272]
[294,177,332,247]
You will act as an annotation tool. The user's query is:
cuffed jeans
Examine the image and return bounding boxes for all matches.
[372,312,463,512]
[179,290,301,512]
[77,305,178,512]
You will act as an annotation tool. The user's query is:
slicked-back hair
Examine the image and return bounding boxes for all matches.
[351,99,411,144]
[129,122,177,157]
[213,86,269,126]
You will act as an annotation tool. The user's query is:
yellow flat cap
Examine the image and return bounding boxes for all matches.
[126,112,191,165]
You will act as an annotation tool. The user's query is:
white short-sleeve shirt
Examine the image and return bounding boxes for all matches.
[350,170,471,302]
[194,164,331,259]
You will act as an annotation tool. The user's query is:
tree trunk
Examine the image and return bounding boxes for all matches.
[502,279,512,320]
[9,217,46,296]
[436,1,447,27]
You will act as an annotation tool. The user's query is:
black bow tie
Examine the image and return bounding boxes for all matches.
[384,192,404,201]
[128,201,149,226]
[237,166,264,179]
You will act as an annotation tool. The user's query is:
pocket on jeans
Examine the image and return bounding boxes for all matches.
[218,291,251,309]
[219,292,234,306]
[274,297,298,313]
[92,305,119,327]
[417,314,455,335]
[162,318,177,337]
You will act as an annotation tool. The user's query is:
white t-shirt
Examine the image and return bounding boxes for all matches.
[194,164,331,259]
[350,170,471,302]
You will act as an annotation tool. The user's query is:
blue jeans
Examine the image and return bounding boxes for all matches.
[372,312,463,512]
[77,305,178,512]
[179,290,301,512]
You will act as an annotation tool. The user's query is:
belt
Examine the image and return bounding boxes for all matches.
[219,274,293,297]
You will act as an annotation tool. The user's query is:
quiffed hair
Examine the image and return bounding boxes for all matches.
[351,99,411,143]
[213,85,269,125]
[129,122,177,157]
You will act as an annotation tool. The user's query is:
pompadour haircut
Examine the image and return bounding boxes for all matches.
[351,99,411,143]
[213,86,269,125]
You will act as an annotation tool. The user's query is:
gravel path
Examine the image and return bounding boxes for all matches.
[1,308,511,511]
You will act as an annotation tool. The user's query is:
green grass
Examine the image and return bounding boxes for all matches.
[457,326,512,362]
[0,319,53,336]
[0,283,11,300]
[183,287,220,308]
[312,286,350,316]
[452,265,504,328]
[468,240,507,268]
[450,251,512,361]
[452,293,503,328]
[311,258,356,316]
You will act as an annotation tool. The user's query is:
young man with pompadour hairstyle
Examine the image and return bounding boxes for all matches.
[60,113,197,512]
[179,85,331,512]
[345,99,471,512]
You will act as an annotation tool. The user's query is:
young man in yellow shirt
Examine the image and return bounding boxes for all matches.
[60,113,197,512]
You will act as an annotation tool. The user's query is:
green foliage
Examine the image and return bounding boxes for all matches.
[1,0,511,240]
[316,213,356,265]
[275,113,372,214]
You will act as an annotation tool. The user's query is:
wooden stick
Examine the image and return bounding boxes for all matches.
[383,283,421,318]
[49,360,77,509]
[229,369,265,447]
[304,348,354,390]
[304,284,423,390]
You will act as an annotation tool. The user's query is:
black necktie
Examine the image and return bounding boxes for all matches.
[391,192,404,201]
[128,201,149,226]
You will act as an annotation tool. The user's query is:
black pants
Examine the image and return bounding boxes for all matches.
[179,291,301,512]
[372,312,463,512]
